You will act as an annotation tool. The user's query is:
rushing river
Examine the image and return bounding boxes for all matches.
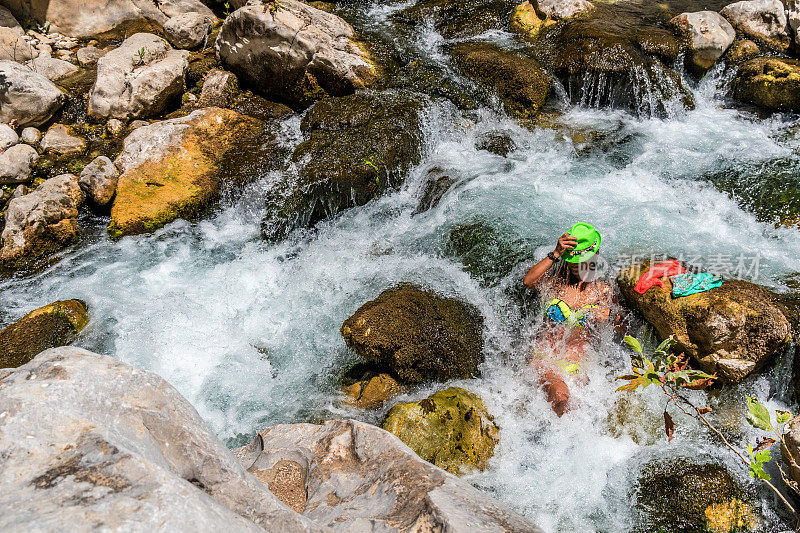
[3,1,800,531]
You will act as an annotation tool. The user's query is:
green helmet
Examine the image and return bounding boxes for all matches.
[563,222,601,263]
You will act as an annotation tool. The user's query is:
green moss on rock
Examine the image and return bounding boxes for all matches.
[450,42,550,118]
[381,387,499,475]
[734,57,800,111]
[0,300,89,368]
[340,284,484,384]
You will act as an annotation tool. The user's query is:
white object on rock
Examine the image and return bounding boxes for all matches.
[0,61,65,127]
[79,156,119,206]
[88,33,189,120]
[0,144,38,184]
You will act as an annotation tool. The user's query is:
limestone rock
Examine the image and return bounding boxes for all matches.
[734,57,800,111]
[79,156,119,206]
[0,144,38,185]
[164,11,213,49]
[721,0,789,51]
[725,39,759,63]
[450,42,550,118]
[382,387,500,475]
[109,107,261,238]
[0,26,37,61]
[198,69,239,108]
[536,0,594,20]
[216,0,377,107]
[790,0,800,46]
[0,347,321,532]
[20,127,41,145]
[40,124,86,155]
[340,284,484,384]
[617,261,791,382]
[670,11,736,70]
[262,91,423,241]
[0,174,84,269]
[88,33,189,120]
[25,55,79,81]
[235,419,540,532]
[0,300,88,368]
[76,45,106,65]
[0,123,18,151]
[0,60,65,127]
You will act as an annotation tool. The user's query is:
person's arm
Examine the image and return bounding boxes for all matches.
[523,233,577,289]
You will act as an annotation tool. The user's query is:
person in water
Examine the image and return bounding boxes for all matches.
[522,223,614,416]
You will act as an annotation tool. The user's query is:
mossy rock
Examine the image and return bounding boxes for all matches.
[343,373,402,409]
[724,39,759,65]
[445,220,536,286]
[381,387,499,475]
[0,300,88,368]
[109,107,263,238]
[734,57,800,111]
[634,459,757,532]
[617,260,791,383]
[340,284,484,384]
[262,90,423,241]
[393,0,519,39]
[414,166,461,214]
[450,42,550,119]
[510,1,557,38]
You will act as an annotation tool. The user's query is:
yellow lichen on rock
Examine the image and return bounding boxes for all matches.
[344,373,402,410]
[510,1,555,38]
[704,499,758,533]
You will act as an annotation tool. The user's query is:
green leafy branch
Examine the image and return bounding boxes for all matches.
[618,335,800,527]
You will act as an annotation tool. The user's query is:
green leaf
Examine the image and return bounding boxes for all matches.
[746,397,774,432]
[654,336,675,356]
[749,461,771,481]
[624,335,643,354]
[776,409,792,425]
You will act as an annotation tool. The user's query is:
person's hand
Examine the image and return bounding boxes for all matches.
[553,233,577,259]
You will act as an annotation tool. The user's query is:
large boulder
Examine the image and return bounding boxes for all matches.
[0,347,320,532]
[617,261,792,382]
[0,143,38,185]
[634,458,756,532]
[734,57,800,111]
[720,0,789,51]
[0,60,65,127]
[0,26,36,61]
[262,91,423,241]
[0,300,88,368]
[234,419,539,531]
[1,0,213,39]
[109,107,261,238]
[88,33,189,120]
[381,387,500,475]
[25,55,78,81]
[340,284,484,384]
[790,0,800,46]
[0,174,85,270]
[216,0,377,107]
[164,11,213,49]
[670,11,736,71]
[449,42,550,118]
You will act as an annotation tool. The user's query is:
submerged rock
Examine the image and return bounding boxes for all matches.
[721,0,789,52]
[381,387,499,475]
[0,300,88,368]
[88,33,189,120]
[670,11,735,71]
[340,284,484,384]
[734,57,800,111]
[0,60,65,127]
[0,174,85,270]
[235,419,538,531]
[414,166,460,214]
[343,373,402,409]
[0,347,319,532]
[634,459,756,532]
[216,0,377,107]
[262,91,423,241]
[109,107,262,238]
[450,42,550,119]
[617,261,791,382]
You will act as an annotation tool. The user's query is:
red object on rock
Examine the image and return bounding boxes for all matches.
[634,260,686,294]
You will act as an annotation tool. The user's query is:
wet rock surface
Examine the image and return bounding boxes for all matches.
[235,419,539,532]
[262,91,423,241]
[340,283,484,384]
[735,57,800,111]
[79,156,119,206]
[381,387,500,475]
[0,347,320,532]
[0,299,88,368]
[617,260,792,382]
